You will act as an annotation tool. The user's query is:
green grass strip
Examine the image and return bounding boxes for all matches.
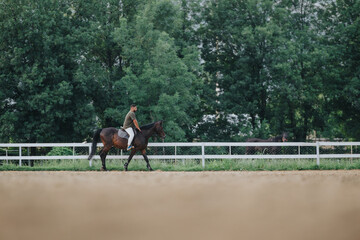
[1,158,360,171]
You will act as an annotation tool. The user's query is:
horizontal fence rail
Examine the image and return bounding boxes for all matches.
[1,142,360,168]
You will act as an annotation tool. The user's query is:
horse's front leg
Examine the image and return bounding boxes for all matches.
[124,149,136,171]
[141,149,153,171]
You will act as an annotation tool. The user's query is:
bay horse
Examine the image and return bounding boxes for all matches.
[88,120,165,171]
[246,132,288,155]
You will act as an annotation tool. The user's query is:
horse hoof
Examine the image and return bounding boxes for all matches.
[100,167,107,171]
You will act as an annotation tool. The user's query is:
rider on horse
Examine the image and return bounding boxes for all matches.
[123,104,142,151]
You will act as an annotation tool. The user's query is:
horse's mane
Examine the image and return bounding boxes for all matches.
[140,122,156,130]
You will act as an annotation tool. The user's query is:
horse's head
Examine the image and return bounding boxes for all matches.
[154,120,166,139]
[282,132,289,142]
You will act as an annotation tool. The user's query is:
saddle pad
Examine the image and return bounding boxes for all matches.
[118,129,129,139]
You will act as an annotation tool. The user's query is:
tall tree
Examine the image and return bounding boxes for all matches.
[0,0,95,142]
[320,0,360,140]
[199,0,284,140]
[71,0,146,128]
[113,0,203,141]
[199,0,330,141]
[269,0,327,141]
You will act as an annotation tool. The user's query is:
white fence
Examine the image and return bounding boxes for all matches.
[1,142,360,168]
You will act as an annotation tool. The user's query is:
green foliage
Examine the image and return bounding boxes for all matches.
[0,0,359,143]
[198,0,360,141]
[47,147,73,156]
[0,0,96,142]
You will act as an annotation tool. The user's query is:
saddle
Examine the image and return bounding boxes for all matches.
[118,129,129,139]
[118,128,138,140]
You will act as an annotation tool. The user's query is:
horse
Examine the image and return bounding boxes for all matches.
[246,132,288,155]
[88,120,165,171]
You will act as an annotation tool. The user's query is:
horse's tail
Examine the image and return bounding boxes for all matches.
[88,129,102,160]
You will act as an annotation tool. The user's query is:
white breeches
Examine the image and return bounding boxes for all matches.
[125,127,135,146]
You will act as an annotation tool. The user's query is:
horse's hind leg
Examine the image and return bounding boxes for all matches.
[245,146,251,155]
[141,149,153,171]
[100,147,110,171]
[246,146,255,155]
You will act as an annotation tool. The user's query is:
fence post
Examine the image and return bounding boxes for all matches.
[73,146,75,164]
[316,141,320,167]
[89,145,92,167]
[201,143,205,168]
[19,146,22,167]
[174,145,177,163]
[28,147,30,166]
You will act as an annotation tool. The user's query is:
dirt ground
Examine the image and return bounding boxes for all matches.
[1,170,360,240]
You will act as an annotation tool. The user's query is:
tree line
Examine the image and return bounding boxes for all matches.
[0,0,359,143]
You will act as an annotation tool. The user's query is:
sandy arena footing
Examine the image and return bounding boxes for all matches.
[1,170,360,240]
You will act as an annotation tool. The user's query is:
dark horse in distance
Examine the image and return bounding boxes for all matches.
[88,120,166,171]
[246,133,288,155]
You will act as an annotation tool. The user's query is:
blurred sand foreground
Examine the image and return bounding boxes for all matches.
[1,170,360,240]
